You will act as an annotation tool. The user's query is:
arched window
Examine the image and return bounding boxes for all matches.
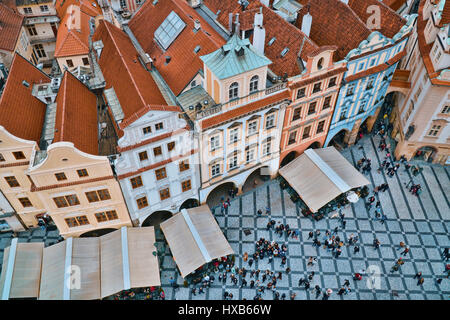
[229,82,239,100]
[317,57,324,70]
[249,75,259,93]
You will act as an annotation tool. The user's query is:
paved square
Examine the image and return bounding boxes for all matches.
[0,136,448,300]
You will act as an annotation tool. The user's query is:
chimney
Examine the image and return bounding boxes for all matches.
[234,13,240,36]
[229,12,233,33]
[341,0,349,4]
[301,11,312,37]
[194,19,201,31]
[268,0,275,8]
[253,7,266,55]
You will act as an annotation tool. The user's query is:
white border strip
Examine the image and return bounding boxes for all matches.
[305,149,351,192]
[181,209,212,263]
[121,227,131,290]
[63,237,73,300]
[1,238,18,300]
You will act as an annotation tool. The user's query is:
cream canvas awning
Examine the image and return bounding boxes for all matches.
[279,147,370,213]
[160,205,234,278]
[0,239,44,299]
[0,226,160,300]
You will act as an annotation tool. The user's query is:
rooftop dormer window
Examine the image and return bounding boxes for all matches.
[154,11,186,50]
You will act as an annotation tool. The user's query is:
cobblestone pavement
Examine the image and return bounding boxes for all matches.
[0,135,448,300]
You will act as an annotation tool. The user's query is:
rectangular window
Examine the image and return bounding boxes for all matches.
[230,128,239,143]
[142,126,152,134]
[246,149,255,163]
[167,141,176,151]
[296,87,306,99]
[18,197,32,208]
[328,77,336,88]
[155,122,164,130]
[139,151,148,161]
[77,169,89,177]
[136,196,148,209]
[12,151,25,160]
[346,84,355,96]
[211,163,221,177]
[179,160,190,172]
[153,146,162,156]
[210,135,220,151]
[155,167,167,180]
[159,188,171,201]
[292,107,302,122]
[323,96,332,109]
[66,59,74,68]
[27,25,37,36]
[263,141,271,156]
[358,101,367,114]
[358,62,364,71]
[303,126,311,139]
[288,131,297,145]
[85,191,99,203]
[248,121,258,135]
[366,78,375,90]
[53,194,80,208]
[312,82,321,93]
[308,102,317,115]
[76,216,89,225]
[23,7,32,14]
[441,106,450,114]
[265,114,275,129]
[106,210,118,220]
[95,210,118,222]
[65,217,78,228]
[97,189,111,201]
[4,176,20,188]
[181,179,191,192]
[55,172,67,181]
[340,107,348,120]
[130,176,143,189]
[428,125,441,136]
[229,153,238,169]
[316,120,325,134]
[34,44,46,58]
[39,5,49,12]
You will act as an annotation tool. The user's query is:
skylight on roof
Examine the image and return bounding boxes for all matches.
[281,47,289,57]
[194,45,201,54]
[154,11,186,50]
[268,37,276,46]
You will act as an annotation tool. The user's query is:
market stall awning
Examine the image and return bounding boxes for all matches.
[279,147,370,212]
[160,205,234,278]
[0,239,44,299]
[0,226,160,300]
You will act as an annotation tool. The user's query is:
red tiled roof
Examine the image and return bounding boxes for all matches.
[128,0,226,96]
[200,89,291,130]
[53,71,99,155]
[348,0,406,39]
[417,0,450,86]
[0,3,24,52]
[439,0,450,26]
[93,20,169,130]
[383,0,407,12]
[0,54,49,143]
[0,0,17,11]
[54,0,101,19]
[295,0,371,62]
[204,0,319,77]
[54,7,90,57]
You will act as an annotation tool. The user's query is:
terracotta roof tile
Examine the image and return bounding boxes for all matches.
[348,0,406,39]
[203,0,319,77]
[200,89,291,130]
[0,54,50,143]
[53,71,99,155]
[383,0,407,12]
[93,20,169,129]
[54,7,90,57]
[54,0,101,19]
[128,0,226,96]
[439,0,450,26]
[295,0,372,62]
[0,3,24,52]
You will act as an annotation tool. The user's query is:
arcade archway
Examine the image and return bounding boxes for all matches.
[179,198,199,211]
[280,151,297,167]
[413,146,438,163]
[205,182,237,208]
[142,210,173,227]
[242,166,270,193]
[79,228,117,238]
[328,129,349,151]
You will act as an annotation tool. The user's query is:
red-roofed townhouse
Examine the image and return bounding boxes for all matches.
[389,0,450,164]
[15,0,59,72]
[93,20,201,226]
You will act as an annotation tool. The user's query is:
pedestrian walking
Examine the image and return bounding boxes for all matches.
[401,247,410,256]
